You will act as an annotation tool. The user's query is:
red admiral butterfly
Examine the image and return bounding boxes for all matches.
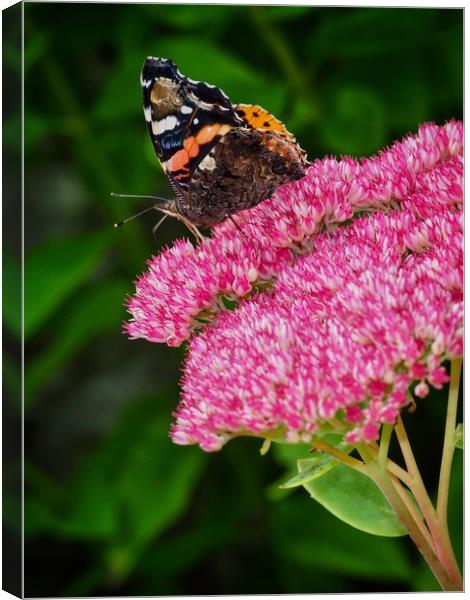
[141,57,308,229]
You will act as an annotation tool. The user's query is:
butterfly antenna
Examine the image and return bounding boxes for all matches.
[114,205,157,228]
[111,192,170,203]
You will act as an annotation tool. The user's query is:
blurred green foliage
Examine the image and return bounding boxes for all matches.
[5,3,462,596]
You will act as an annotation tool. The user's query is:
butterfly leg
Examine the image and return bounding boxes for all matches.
[154,206,206,244]
[176,213,206,244]
[152,213,169,240]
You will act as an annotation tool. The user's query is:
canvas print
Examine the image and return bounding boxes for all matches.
[2,2,463,596]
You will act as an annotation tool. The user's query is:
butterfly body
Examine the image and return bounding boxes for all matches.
[142,57,308,227]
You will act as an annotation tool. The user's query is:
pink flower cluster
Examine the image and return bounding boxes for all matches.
[125,121,463,346]
[172,209,463,451]
[124,121,463,451]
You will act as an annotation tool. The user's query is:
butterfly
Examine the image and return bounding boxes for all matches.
[141,57,308,230]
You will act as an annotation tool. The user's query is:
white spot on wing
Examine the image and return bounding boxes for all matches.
[181,105,193,114]
[156,120,166,134]
[166,115,178,130]
[143,106,152,122]
[155,115,179,134]
[199,154,217,172]
[141,76,153,89]
[194,118,199,125]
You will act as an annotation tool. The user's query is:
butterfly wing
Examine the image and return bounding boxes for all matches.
[141,58,245,195]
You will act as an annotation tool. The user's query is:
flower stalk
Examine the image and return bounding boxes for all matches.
[311,438,368,475]
[359,364,462,591]
[395,407,462,588]
[437,358,462,521]
[311,359,463,591]
[358,443,461,591]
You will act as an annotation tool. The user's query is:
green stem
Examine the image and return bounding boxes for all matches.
[378,423,393,468]
[393,414,462,590]
[320,421,411,486]
[366,443,413,489]
[312,439,368,475]
[394,416,438,530]
[433,358,463,588]
[388,474,434,549]
[358,444,460,591]
[437,357,462,521]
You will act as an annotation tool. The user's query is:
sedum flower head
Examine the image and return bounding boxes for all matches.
[124,121,463,452]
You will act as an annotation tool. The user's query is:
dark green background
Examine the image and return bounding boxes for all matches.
[4,3,463,596]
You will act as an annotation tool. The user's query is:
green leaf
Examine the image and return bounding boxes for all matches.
[301,460,407,537]
[24,230,112,337]
[3,252,21,336]
[319,86,386,155]
[272,494,411,580]
[25,279,129,405]
[280,454,339,489]
[271,435,349,496]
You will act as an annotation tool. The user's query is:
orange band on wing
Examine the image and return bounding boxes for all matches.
[195,124,230,145]
[167,136,199,177]
[235,104,292,137]
[183,136,200,156]
[168,124,231,178]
